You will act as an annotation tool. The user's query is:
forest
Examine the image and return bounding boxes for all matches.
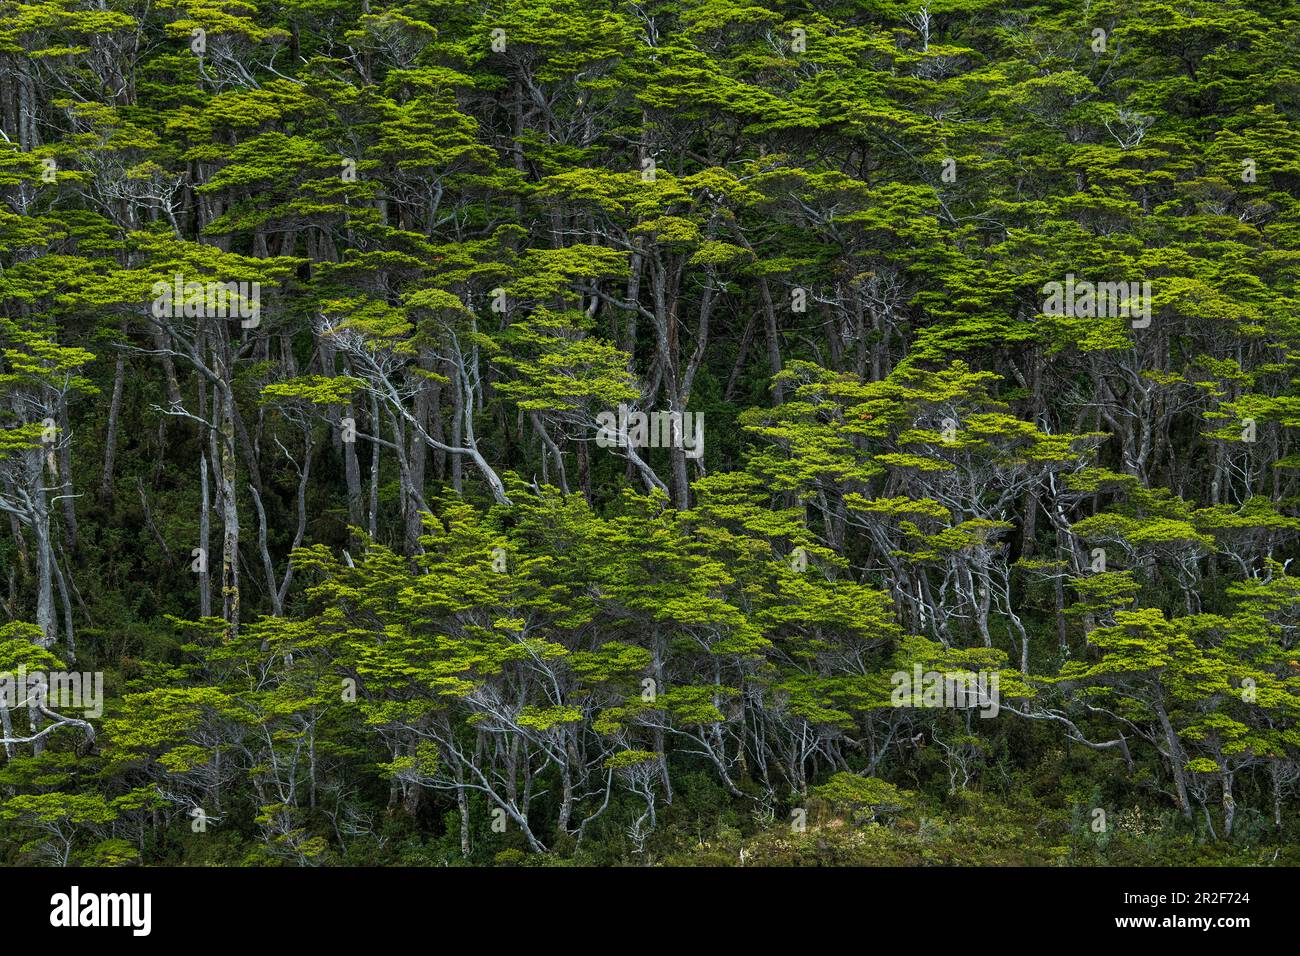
[0,0,1298,867]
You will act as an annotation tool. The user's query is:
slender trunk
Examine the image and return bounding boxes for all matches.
[757,276,785,404]
[218,382,240,637]
[368,392,380,538]
[1221,769,1236,838]
[1154,698,1193,822]
[56,401,78,551]
[99,349,127,504]
[199,452,212,618]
